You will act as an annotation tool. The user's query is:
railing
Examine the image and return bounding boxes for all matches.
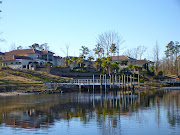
[70,79,111,85]
[162,79,180,83]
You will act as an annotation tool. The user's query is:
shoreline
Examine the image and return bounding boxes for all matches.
[0,92,34,96]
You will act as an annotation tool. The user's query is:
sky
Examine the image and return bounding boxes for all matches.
[0,0,180,60]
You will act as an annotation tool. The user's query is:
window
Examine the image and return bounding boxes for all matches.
[19,62,22,64]
[23,65,26,68]
[11,62,13,64]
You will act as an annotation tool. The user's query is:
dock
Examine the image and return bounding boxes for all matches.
[45,74,139,90]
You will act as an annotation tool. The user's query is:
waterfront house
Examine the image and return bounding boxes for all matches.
[111,55,136,66]
[1,49,57,70]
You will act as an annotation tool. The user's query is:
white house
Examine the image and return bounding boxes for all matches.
[0,49,60,70]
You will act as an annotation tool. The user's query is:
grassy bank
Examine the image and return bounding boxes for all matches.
[0,69,72,92]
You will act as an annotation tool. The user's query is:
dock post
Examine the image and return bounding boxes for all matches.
[105,74,107,91]
[93,74,95,91]
[112,74,114,88]
[124,74,126,90]
[133,74,135,86]
[110,75,111,88]
[130,75,132,88]
[122,75,123,89]
[100,75,102,91]
[138,71,140,86]
[127,75,128,86]
[119,75,120,88]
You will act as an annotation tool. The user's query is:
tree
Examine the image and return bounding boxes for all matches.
[29,43,40,50]
[93,43,103,58]
[96,31,123,57]
[68,59,73,66]
[40,43,49,50]
[9,43,16,51]
[174,42,180,75]
[79,46,89,59]
[17,45,23,50]
[95,58,102,71]
[110,62,119,74]
[77,56,85,68]
[87,56,94,61]
[121,60,128,65]
[123,45,147,59]
[110,43,117,56]
[154,41,160,75]
[138,45,147,60]
[101,57,112,74]
[29,43,50,50]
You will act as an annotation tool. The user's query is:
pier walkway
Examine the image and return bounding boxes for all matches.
[70,79,137,86]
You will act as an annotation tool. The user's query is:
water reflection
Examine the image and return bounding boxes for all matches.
[0,90,179,134]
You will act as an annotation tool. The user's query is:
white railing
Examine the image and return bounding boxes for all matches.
[163,79,180,83]
[70,79,111,85]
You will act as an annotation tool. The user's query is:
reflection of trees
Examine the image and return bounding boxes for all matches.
[0,90,179,131]
[163,91,180,127]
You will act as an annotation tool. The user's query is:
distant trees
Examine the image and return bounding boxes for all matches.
[95,31,123,58]
[17,45,23,50]
[162,41,180,75]
[154,41,160,75]
[29,43,49,51]
[79,46,89,59]
[123,45,147,59]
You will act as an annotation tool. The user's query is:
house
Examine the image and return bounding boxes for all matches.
[53,56,64,66]
[136,59,154,70]
[0,52,5,59]
[111,55,136,65]
[1,49,57,70]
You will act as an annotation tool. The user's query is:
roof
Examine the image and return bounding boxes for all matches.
[111,55,136,61]
[5,49,43,55]
[1,55,32,61]
[53,56,62,59]
[41,50,54,54]
[0,52,5,55]
[136,59,154,64]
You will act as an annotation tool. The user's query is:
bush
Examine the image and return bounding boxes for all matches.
[158,71,163,75]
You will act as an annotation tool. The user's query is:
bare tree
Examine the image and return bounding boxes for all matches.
[60,44,70,66]
[96,31,124,57]
[9,43,16,51]
[123,45,147,59]
[61,44,70,57]
[138,45,147,60]
[154,41,160,75]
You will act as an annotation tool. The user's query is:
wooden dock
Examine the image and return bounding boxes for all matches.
[70,79,137,86]
[162,79,180,86]
[45,74,139,90]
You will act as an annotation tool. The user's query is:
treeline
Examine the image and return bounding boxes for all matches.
[156,41,180,76]
[6,31,180,77]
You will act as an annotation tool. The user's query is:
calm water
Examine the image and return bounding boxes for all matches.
[0,89,179,135]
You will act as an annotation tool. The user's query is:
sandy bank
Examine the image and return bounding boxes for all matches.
[0,92,34,96]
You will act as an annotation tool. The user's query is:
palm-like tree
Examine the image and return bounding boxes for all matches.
[95,58,102,72]
[77,57,85,68]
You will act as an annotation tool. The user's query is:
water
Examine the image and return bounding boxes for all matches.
[0,89,179,135]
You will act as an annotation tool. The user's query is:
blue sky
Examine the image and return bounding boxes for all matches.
[0,0,180,59]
